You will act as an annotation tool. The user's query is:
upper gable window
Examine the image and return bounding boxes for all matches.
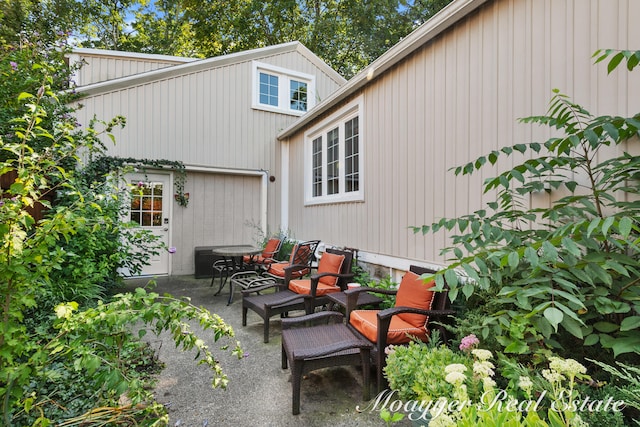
[253,61,315,116]
[304,96,364,205]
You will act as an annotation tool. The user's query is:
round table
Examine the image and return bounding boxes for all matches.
[211,245,262,304]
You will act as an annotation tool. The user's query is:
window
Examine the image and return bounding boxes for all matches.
[304,96,364,205]
[130,181,164,226]
[253,61,315,116]
[259,72,279,106]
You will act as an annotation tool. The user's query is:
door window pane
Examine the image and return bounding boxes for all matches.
[130,181,163,226]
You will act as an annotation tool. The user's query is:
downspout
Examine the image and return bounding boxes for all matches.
[280,138,290,232]
[259,169,268,237]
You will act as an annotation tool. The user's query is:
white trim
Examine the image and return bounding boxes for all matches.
[251,61,316,116]
[303,95,364,205]
[70,47,199,63]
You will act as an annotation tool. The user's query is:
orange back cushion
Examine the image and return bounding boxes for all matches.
[316,252,345,286]
[395,271,436,328]
[287,244,300,263]
[262,238,280,257]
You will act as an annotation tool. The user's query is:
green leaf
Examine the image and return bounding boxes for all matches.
[561,317,584,339]
[618,216,633,237]
[507,251,519,269]
[583,334,599,346]
[620,316,640,332]
[607,51,625,74]
[544,307,563,332]
[602,216,615,236]
[593,322,619,333]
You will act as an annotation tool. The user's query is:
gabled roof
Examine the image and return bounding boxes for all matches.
[75,41,346,96]
[277,0,487,139]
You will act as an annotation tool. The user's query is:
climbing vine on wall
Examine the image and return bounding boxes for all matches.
[81,156,190,207]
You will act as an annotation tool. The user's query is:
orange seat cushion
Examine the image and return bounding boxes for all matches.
[267,262,309,279]
[288,279,341,296]
[395,271,436,328]
[349,309,428,344]
[316,252,345,286]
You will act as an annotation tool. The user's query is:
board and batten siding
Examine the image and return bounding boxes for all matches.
[72,53,191,86]
[73,46,343,274]
[285,0,640,269]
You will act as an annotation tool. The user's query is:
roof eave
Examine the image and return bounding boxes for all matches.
[75,41,335,97]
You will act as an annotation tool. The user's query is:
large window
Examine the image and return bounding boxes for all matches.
[253,61,315,116]
[304,97,363,205]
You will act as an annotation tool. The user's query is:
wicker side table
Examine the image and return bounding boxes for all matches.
[281,312,372,415]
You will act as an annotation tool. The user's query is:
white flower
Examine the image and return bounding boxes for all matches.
[518,376,533,393]
[473,360,495,378]
[471,349,493,361]
[429,413,457,427]
[444,363,468,374]
[549,357,587,377]
[482,376,497,389]
[542,368,565,384]
[445,371,467,385]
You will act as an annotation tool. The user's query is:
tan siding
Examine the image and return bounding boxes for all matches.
[171,172,262,275]
[76,54,187,86]
[286,0,640,267]
[74,47,343,273]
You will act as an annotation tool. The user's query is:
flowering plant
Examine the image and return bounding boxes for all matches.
[429,350,593,427]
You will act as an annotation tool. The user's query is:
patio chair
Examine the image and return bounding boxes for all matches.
[241,247,353,343]
[262,239,320,282]
[345,265,455,391]
[242,237,282,271]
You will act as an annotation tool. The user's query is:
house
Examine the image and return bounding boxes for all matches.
[70,42,346,276]
[276,0,640,280]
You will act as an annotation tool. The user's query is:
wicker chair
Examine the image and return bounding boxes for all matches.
[345,265,455,391]
[241,247,354,343]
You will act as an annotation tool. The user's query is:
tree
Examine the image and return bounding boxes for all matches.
[182,0,453,78]
[415,50,640,361]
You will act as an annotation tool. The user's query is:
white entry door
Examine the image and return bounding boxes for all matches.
[128,173,171,276]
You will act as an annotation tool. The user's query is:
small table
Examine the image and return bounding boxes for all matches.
[211,245,261,304]
[281,313,372,415]
[326,290,384,321]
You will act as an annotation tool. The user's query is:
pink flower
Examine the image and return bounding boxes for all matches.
[168,247,177,254]
[10,61,18,71]
[459,334,480,351]
[137,181,144,188]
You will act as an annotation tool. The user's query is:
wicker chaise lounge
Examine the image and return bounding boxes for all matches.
[241,247,355,343]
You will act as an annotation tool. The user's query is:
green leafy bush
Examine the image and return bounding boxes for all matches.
[1,33,242,426]
[384,336,471,402]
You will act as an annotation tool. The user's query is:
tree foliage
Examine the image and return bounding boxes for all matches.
[414,51,640,361]
[0,0,454,78]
